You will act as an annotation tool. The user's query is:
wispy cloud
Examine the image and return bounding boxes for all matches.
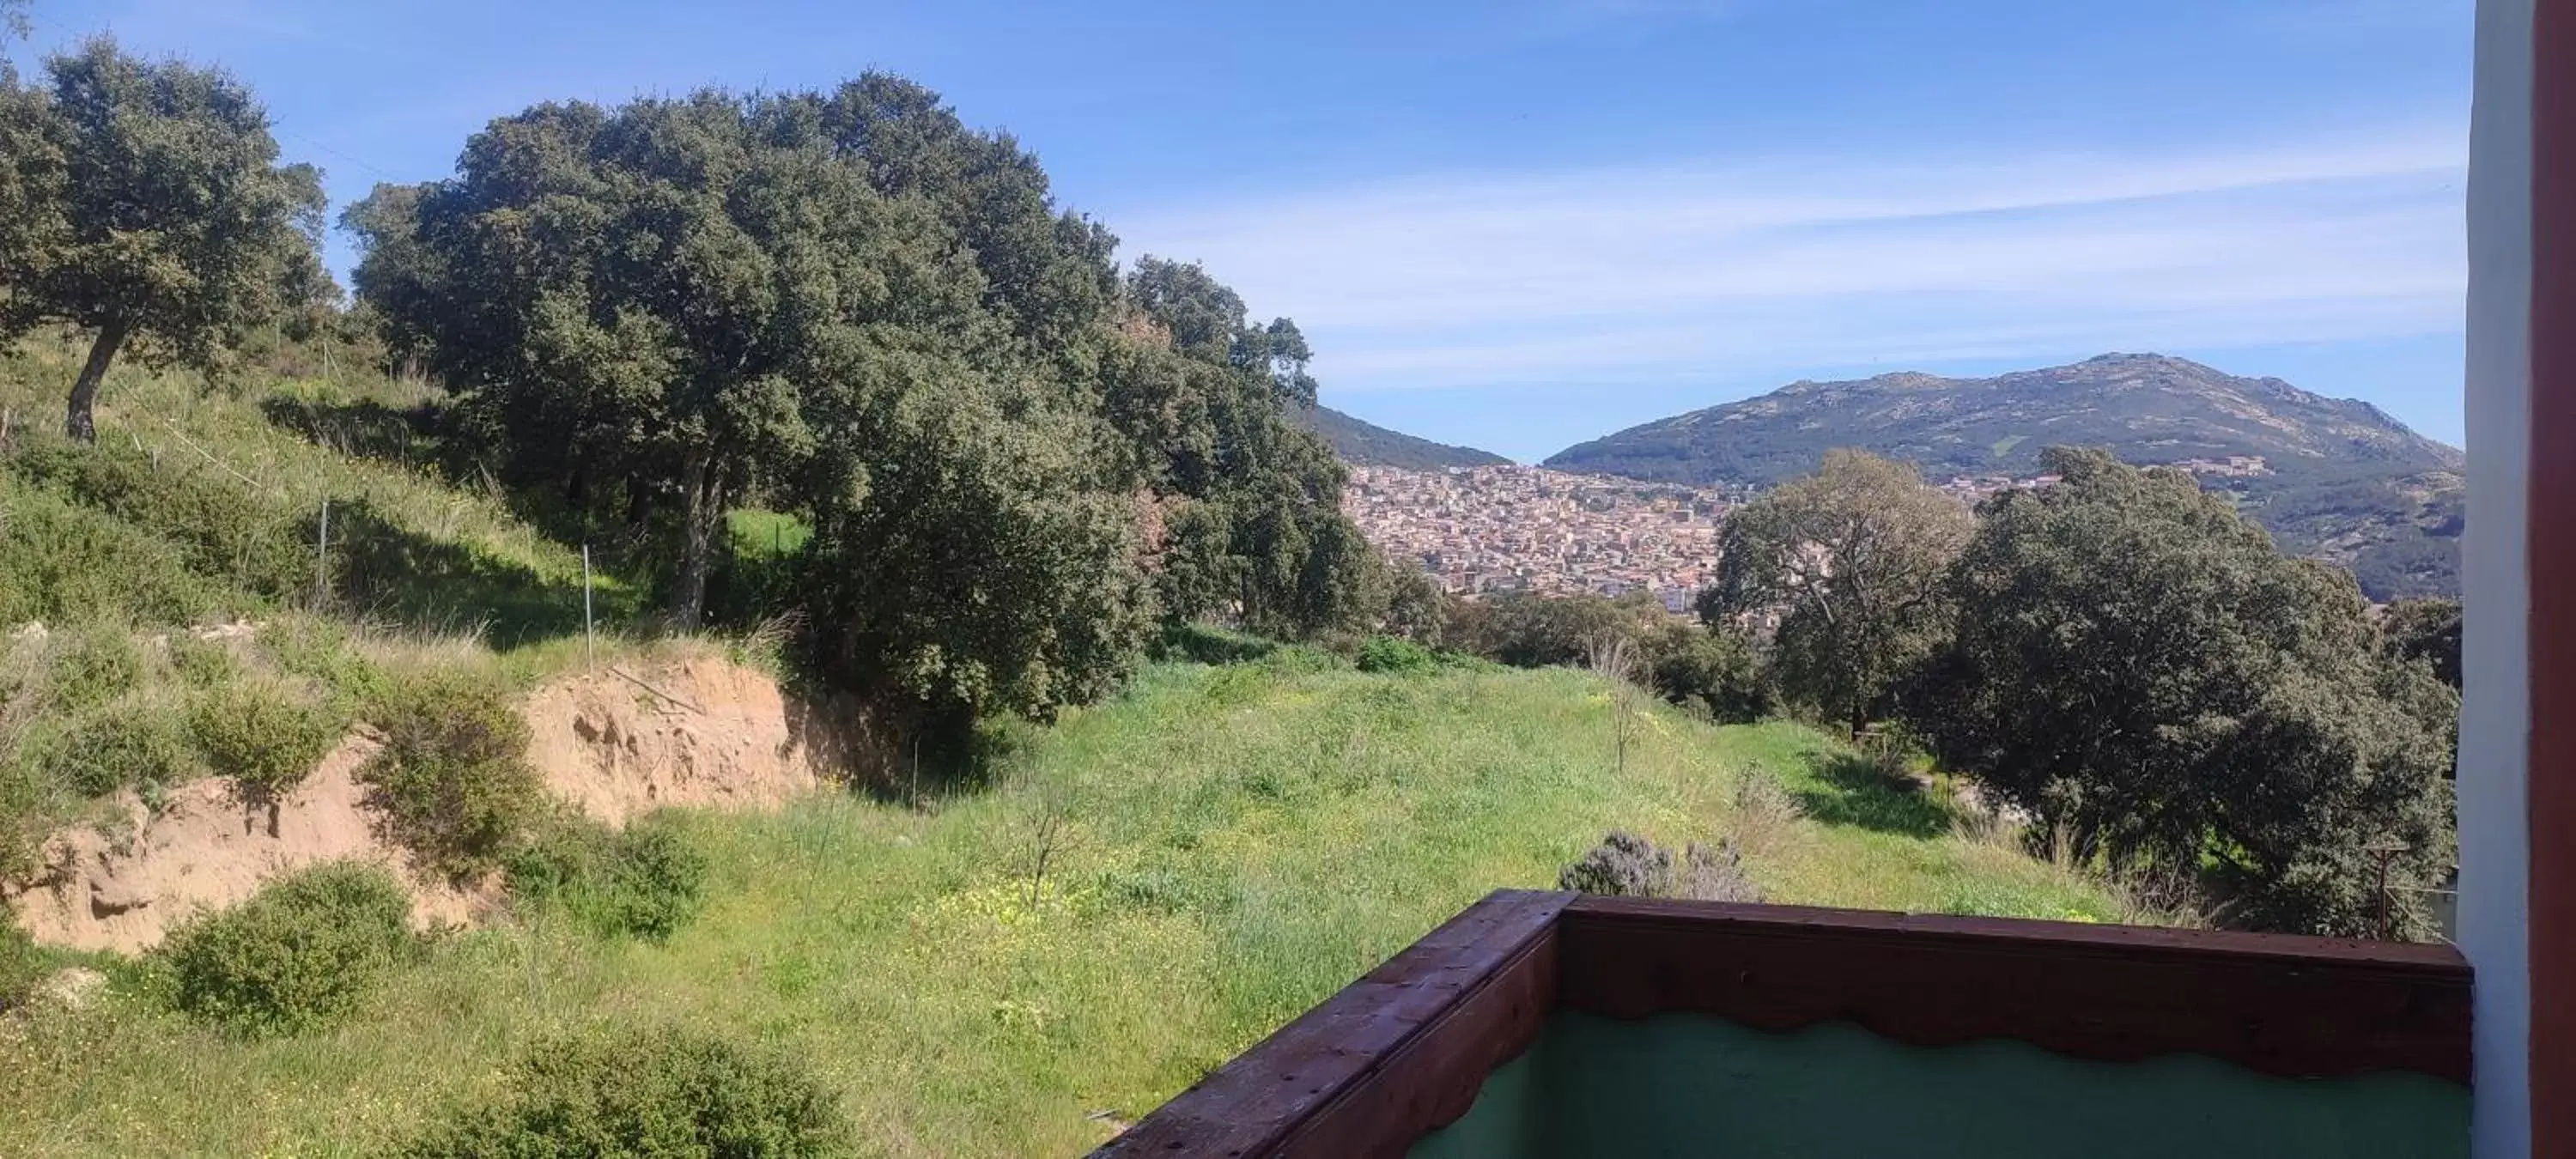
[1113,128,2466,393]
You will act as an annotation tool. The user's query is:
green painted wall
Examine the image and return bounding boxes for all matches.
[1411,1013,2469,1159]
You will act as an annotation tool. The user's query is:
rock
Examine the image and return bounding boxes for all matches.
[33,968,106,1011]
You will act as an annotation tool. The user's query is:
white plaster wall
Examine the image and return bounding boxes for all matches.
[2464,1,2533,1155]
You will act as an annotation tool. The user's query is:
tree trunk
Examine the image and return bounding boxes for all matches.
[64,319,130,444]
[670,453,720,630]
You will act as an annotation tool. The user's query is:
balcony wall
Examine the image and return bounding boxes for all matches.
[1413,1012,2465,1158]
[1097,891,2472,1159]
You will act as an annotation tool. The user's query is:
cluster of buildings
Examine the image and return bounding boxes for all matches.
[1340,465,1747,610]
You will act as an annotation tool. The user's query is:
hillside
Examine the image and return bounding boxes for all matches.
[0,342,2142,1156]
[0,652,2124,1156]
[1297,402,1512,470]
[1546,354,2466,599]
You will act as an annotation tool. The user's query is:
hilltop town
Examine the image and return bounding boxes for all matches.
[1340,465,1752,608]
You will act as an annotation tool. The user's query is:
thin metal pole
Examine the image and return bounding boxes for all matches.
[314,499,330,608]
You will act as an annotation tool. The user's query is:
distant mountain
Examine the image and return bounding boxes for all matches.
[1546,354,2465,600]
[1298,404,1512,470]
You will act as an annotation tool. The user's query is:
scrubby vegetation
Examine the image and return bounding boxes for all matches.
[506,811,711,943]
[184,677,344,803]
[396,1025,851,1159]
[0,916,39,1010]
[159,860,418,1036]
[0,657,2127,1156]
[359,665,544,882]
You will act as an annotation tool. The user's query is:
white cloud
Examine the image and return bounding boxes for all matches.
[1110,128,2467,393]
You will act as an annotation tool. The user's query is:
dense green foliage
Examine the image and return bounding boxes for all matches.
[397,1026,851,1159]
[1913,448,2457,937]
[161,860,418,1036]
[183,676,343,802]
[1445,590,1772,723]
[0,37,325,441]
[1698,449,1971,735]
[2383,597,2464,691]
[349,76,1374,719]
[507,812,711,943]
[358,667,545,882]
[0,915,39,1011]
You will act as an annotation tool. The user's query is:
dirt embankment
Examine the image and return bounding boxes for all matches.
[6,656,853,953]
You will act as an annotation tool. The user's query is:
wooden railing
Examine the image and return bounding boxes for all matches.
[1092,890,2472,1158]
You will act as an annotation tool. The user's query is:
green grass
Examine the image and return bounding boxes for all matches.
[1990,434,2027,459]
[0,337,641,646]
[0,658,2121,1158]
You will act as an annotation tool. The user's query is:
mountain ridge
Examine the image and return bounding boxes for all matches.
[1545,353,2464,600]
[1297,402,1512,470]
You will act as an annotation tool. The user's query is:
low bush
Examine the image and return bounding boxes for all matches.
[259,616,388,709]
[161,860,417,1035]
[507,811,710,943]
[0,476,239,627]
[358,667,542,882]
[186,677,344,802]
[167,634,246,688]
[1354,635,1437,674]
[1642,622,1772,724]
[1558,830,1765,904]
[44,622,144,712]
[0,755,42,882]
[1558,831,1672,897]
[1678,838,1763,903]
[0,916,42,1012]
[33,699,197,797]
[395,1024,851,1158]
[7,440,313,603]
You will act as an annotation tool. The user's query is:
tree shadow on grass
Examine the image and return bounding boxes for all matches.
[260,395,459,480]
[1789,751,1951,840]
[1155,622,1278,665]
[330,499,597,648]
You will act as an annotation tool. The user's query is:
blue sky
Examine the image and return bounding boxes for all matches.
[22,0,2473,461]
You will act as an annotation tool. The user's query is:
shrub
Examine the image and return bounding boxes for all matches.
[168,634,246,688]
[161,860,416,1035]
[186,677,344,802]
[259,616,389,708]
[34,700,196,796]
[1558,831,1765,904]
[396,1024,851,1158]
[1678,839,1763,903]
[6,440,313,602]
[1558,831,1672,897]
[45,622,144,711]
[0,476,238,626]
[1640,622,1772,724]
[0,917,42,1012]
[359,668,543,881]
[1354,635,1437,675]
[507,812,710,942]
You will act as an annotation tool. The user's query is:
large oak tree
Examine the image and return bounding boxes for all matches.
[1697,448,1972,736]
[0,38,325,442]
[1913,447,2456,938]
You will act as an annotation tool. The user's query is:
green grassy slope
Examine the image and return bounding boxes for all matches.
[0,656,2121,1157]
